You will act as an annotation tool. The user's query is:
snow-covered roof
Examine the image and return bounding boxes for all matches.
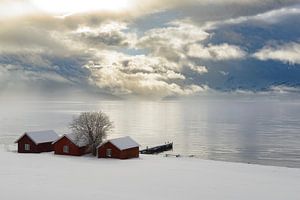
[53,133,88,147]
[16,130,59,144]
[102,136,139,150]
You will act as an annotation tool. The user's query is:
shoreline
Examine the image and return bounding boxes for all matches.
[1,144,299,169]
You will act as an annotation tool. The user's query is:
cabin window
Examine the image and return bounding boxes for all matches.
[63,145,69,153]
[106,149,112,157]
[24,144,30,151]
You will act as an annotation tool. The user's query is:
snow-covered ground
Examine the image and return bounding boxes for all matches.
[0,145,300,200]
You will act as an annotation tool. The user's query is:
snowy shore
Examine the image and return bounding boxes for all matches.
[0,146,300,200]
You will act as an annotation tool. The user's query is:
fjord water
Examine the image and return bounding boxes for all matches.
[1,95,300,168]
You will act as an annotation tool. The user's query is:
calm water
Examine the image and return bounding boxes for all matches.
[1,96,300,168]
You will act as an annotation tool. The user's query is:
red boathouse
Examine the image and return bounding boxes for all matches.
[97,136,139,159]
[53,134,90,156]
[15,130,59,153]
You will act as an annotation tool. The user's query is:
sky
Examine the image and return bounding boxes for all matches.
[0,0,300,99]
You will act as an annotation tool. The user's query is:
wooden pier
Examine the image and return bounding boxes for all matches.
[140,142,173,154]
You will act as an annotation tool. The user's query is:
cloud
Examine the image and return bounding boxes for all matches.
[253,42,300,64]
[188,65,208,74]
[72,21,137,48]
[1,0,299,24]
[203,5,300,30]
[0,0,36,18]
[134,1,300,31]
[0,63,76,95]
[85,50,208,98]
[0,0,300,98]
[141,21,209,48]
[154,0,300,26]
[1,14,211,98]
[219,71,229,76]
[90,69,204,97]
[270,85,300,93]
[187,43,247,60]
[0,14,93,91]
[138,21,209,62]
[0,26,91,92]
[0,52,89,84]
[0,24,64,54]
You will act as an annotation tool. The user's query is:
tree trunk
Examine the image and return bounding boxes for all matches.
[92,144,97,156]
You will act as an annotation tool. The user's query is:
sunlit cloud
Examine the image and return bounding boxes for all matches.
[84,50,207,98]
[203,4,300,30]
[254,42,300,65]
[73,21,137,48]
[189,65,208,74]
[187,43,247,60]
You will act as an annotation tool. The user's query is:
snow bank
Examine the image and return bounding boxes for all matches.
[0,146,299,200]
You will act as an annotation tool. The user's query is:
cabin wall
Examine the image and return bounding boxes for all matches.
[37,142,54,152]
[54,136,89,156]
[98,142,121,159]
[120,147,139,159]
[97,142,139,159]
[17,135,38,153]
[17,135,54,153]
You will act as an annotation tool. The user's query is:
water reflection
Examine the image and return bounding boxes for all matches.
[0,98,300,168]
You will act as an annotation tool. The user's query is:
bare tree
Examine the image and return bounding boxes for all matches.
[70,111,113,156]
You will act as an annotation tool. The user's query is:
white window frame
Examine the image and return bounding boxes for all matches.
[106,149,112,157]
[63,145,69,153]
[24,144,30,151]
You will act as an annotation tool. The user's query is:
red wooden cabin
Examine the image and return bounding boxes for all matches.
[53,134,90,156]
[97,136,139,159]
[15,130,59,153]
